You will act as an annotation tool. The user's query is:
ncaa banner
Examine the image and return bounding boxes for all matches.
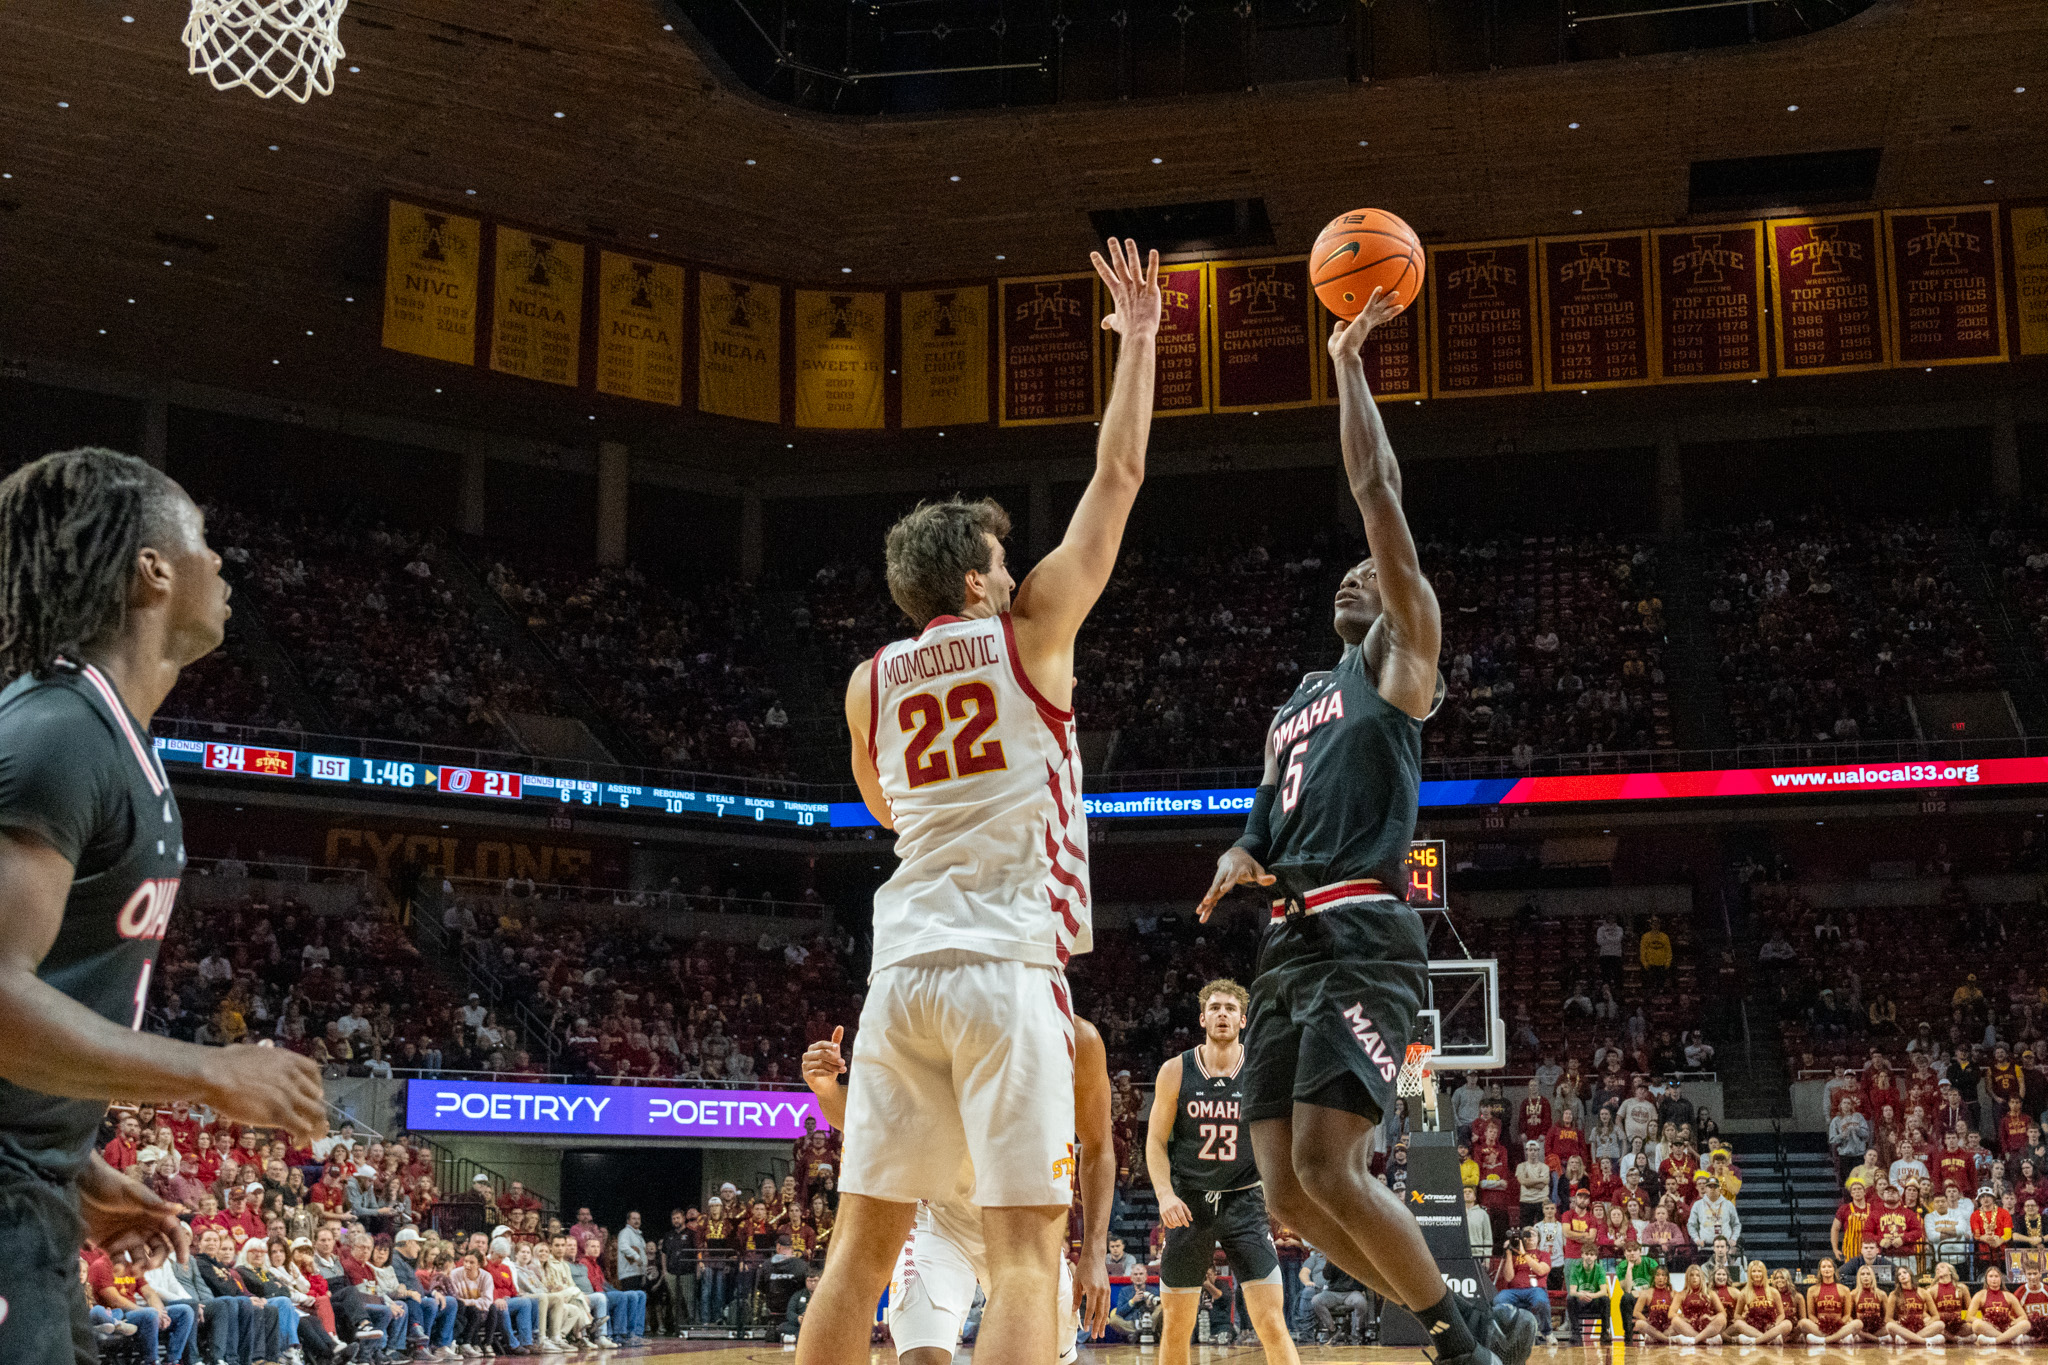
[1767,212,1890,376]
[698,272,783,423]
[1206,257,1319,413]
[1651,221,1769,384]
[489,226,584,388]
[997,272,1102,427]
[408,1079,831,1140]
[898,285,989,428]
[1883,204,2008,367]
[595,252,685,406]
[1318,290,1427,404]
[2011,206,2048,357]
[1426,238,1540,398]
[381,200,480,366]
[1538,230,1655,391]
[794,289,886,429]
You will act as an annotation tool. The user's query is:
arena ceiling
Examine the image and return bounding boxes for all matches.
[0,0,2042,462]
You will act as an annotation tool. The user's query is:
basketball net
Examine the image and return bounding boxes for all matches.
[184,0,348,103]
[1396,1041,1438,1129]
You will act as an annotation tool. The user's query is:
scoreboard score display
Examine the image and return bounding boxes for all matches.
[1406,838,1447,908]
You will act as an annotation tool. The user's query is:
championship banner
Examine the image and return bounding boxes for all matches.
[1149,263,1209,416]
[1207,257,1319,413]
[595,251,684,406]
[1538,230,1654,390]
[1650,221,1769,384]
[381,200,480,366]
[488,227,584,387]
[2012,206,2048,357]
[1316,296,1427,404]
[997,273,1102,426]
[899,285,989,428]
[1884,205,2007,366]
[698,272,783,423]
[1427,238,1540,398]
[794,289,886,429]
[1767,212,1889,376]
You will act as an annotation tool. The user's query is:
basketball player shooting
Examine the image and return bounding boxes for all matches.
[0,449,330,1365]
[1146,979,1299,1365]
[798,238,1158,1365]
[801,1022,1115,1365]
[1192,288,1534,1365]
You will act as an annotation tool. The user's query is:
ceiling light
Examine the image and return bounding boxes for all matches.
[1985,178,1996,184]
[127,298,135,303]
[162,260,172,266]
[205,213,215,220]
[348,65,359,72]
[1357,140,1368,146]
[745,159,756,166]
[937,431,946,437]
[2016,86,2026,93]
[1572,209,1583,216]
[435,388,442,393]
[949,175,960,182]
[268,144,279,151]
[1,173,10,179]
[122,14,134,21]
[1786,104,1799,112]
[1567,121,1579,129]
[648,232,659,238]
[553,111,565,118]
[271,359,279,364]
[841,267,852,273]
[465,189,476,195]
[306,330,314,336]
[664,23,673,29]
[996,254,1006,260]
[57,101,69,108]
[344,296,354,302]
[1150,157,1163,164]
[98,329,106,334]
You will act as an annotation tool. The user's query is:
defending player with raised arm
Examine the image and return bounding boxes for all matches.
[801,1022,1117,1361]
[0,449,330,1365]
[1147,980,1300,1365]
[806,240,1159,1365]
[1190,288,1532,1365]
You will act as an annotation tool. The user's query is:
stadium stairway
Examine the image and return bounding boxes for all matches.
[1658,539,1733,750]
[1949,526,2048,735]
[1728,1129,1831,1269]
[214,586,340,733]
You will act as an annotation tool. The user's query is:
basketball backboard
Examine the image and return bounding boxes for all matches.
[1416,957,1503,1070]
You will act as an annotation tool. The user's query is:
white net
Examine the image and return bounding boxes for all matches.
[184,0,349,103]
[1395,1042,1434,1098]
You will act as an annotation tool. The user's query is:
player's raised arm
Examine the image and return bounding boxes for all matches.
[1146,1053,1191,1228]
[1010,239,1162,707]
[842,662,893,830]
[1074,1018,1116,1335]
[1196,714,1280,922]
[1328,287,1441,720]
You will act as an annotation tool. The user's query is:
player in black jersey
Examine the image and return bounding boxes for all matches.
[1145,979,1298,1365]
[1193,291,1532,1365]
[0,449,327,1365]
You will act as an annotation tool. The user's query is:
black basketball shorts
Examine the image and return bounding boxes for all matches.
[1242,896,1429,1128]
[0,1177,95,1365]
[1160,1185,1281,1290]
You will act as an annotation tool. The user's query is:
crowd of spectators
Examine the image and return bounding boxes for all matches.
[1995,522,2048,675]
[1703,513,1998,747]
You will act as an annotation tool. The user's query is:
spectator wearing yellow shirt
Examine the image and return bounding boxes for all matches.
[1458,1141,1480,1192]
[1640,917,1673,991]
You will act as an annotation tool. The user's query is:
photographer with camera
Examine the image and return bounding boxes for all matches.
[1493,1229,1554,1345]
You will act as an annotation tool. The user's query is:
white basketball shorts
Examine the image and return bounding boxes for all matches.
[842,953,1077,1208]
[887,1219,1079,1364]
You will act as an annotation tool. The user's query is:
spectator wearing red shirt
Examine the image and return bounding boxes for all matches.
[1560,1190,1600,1260]
[308,1168,349,1218]
[1547,1107,1588,1171]
[1933,1130,1975,1196]
[567,1206,606,1259]
[1973,1190,2014,1264]
[160,1102,203,1154]
[2003,1096,2032,1155]
[224,1184,267,1244]
[188,1191,232,1239]
[1515,1081,1553,1150]
[191,1131,222,1185]
[102,1114,142,1172]
[1869,1185,1925,1259]
[498,1180,541,1218]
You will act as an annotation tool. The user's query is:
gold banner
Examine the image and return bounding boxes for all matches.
[899,286,989,428]
[2012,206,2048,357]
[381,201,480,365]
[595,252,685,406]
[698,272,782,423]
[794,289,886,429]
[489,227,584,387]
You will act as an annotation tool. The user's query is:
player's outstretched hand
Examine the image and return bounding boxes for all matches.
[201,1039,328,1144]
[79,1152,190,1264]
[1156,1192,1194,1229]
[1327,286,1405,360]
[802,1027,847,1096]
[1091,238,1163,341]
[1196,847,1275,923]
[1077,1252,1112,1337]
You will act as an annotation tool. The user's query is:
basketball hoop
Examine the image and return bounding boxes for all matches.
[183,0,348,103]
[1396,1041,1435,1098]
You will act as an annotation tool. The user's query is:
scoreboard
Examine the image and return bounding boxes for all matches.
[1406,838,1447,908]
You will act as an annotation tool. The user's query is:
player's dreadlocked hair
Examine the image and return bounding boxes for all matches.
[0,447,184,684]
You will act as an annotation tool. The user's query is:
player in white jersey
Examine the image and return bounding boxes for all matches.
[797,238,1160,1365]
[802,1022,1115,1365]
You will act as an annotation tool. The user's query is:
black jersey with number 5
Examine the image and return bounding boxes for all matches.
[1170,1045,1259,1193]
[0,660,184,1185]
[1262,643,1422,902]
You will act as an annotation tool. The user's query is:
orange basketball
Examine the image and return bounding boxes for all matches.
[1310,207,1424,320]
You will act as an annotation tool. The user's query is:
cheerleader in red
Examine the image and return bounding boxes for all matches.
[2018,1264,2048,1343]
[1634,1266,1682,1345]
[1800,1257,1858,1344]
[1848,1264,1891,1342]
[1971,1265,2030,1344]
[1930,1261,1970,1341]
[1882,1270,1943,1345]
[1729,1259,1793,1343]
[1673,1265,1726,1345]
[1710,1263,1740,1323]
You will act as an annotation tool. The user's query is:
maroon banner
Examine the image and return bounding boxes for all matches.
[1538,230,1653,390]
[1767,213,1890,376]
[1884,204,2008,366]
[997,273,1101,426]
[1651,222,1769,384]
[1207,257,1319,412]
[1151,264,1209,415]
[1427,239,1540,397]
[1318,296,1427,404]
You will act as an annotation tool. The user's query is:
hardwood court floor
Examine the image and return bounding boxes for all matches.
[541,1342,2038,1365]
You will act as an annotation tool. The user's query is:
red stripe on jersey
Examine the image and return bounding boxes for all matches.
[999,612,1074,723]
[1045,830,1089,906]
[1050,975,1072,1020]
[1044,763,1069,827]
[866,648,883,765]
[1047,888,1081,937]
[82,664,164,797]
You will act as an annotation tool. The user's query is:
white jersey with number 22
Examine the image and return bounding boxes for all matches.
[866,610,1091,976]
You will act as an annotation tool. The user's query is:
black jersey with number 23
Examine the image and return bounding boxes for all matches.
[1262,642,1422,901]
[1171,1045,1259,1193]
[0,661,184,1185]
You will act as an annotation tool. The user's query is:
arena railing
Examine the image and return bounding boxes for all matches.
[158,715,2048,808]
